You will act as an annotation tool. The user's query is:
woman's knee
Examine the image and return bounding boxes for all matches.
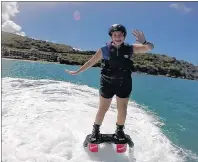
[116,97,129,112]
[98,107,109,114]
[98,95,112,112]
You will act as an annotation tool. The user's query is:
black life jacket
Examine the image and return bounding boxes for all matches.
[100,42,134,77]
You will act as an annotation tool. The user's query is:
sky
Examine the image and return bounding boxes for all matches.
[2,1,198,65]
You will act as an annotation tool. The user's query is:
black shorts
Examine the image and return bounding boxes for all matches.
[99,75,132,99]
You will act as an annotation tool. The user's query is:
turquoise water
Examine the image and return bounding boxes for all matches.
[2,58,198,161]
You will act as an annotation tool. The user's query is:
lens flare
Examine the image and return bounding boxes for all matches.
[73,10,80,20]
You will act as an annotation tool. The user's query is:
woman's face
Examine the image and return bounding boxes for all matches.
[111,31,125,46]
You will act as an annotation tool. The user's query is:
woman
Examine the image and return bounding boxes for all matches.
[65,24,154,142]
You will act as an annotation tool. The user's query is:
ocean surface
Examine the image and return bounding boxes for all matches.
[2,58,198,162]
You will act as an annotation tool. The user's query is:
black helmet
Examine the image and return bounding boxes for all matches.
[108,24,127,37]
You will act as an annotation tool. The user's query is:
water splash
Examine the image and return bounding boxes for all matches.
[2,77,197,162]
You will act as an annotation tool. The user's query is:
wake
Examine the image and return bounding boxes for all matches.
[2,77,195,162]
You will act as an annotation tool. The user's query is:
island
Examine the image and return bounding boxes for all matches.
[1,31,198,81]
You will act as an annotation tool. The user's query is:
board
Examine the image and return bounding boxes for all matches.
[83,133,134,153]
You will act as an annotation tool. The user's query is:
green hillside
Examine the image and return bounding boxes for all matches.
[1,31,198,80]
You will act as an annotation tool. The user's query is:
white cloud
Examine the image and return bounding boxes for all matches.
[170,3,192,13]
[1,2,81,38]
[73,47,83,51]
[1,2,26,36]
[2,20,26,36]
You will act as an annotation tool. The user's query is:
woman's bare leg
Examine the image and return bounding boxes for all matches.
[94,95,113,125]
[90,95,112,141]
[114,96,129,140]
[116,96,129,125]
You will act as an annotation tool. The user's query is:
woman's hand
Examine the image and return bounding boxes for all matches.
[65,69,79,75]
[132,29,146,44]
[64,48,102,76]
[132,29,154,53]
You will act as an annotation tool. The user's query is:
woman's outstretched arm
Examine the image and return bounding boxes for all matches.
[65,48,102,75]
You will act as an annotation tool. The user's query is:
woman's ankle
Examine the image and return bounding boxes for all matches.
[93,122,101,126]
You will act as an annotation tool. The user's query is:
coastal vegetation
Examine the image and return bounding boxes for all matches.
[2,31,198,80]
